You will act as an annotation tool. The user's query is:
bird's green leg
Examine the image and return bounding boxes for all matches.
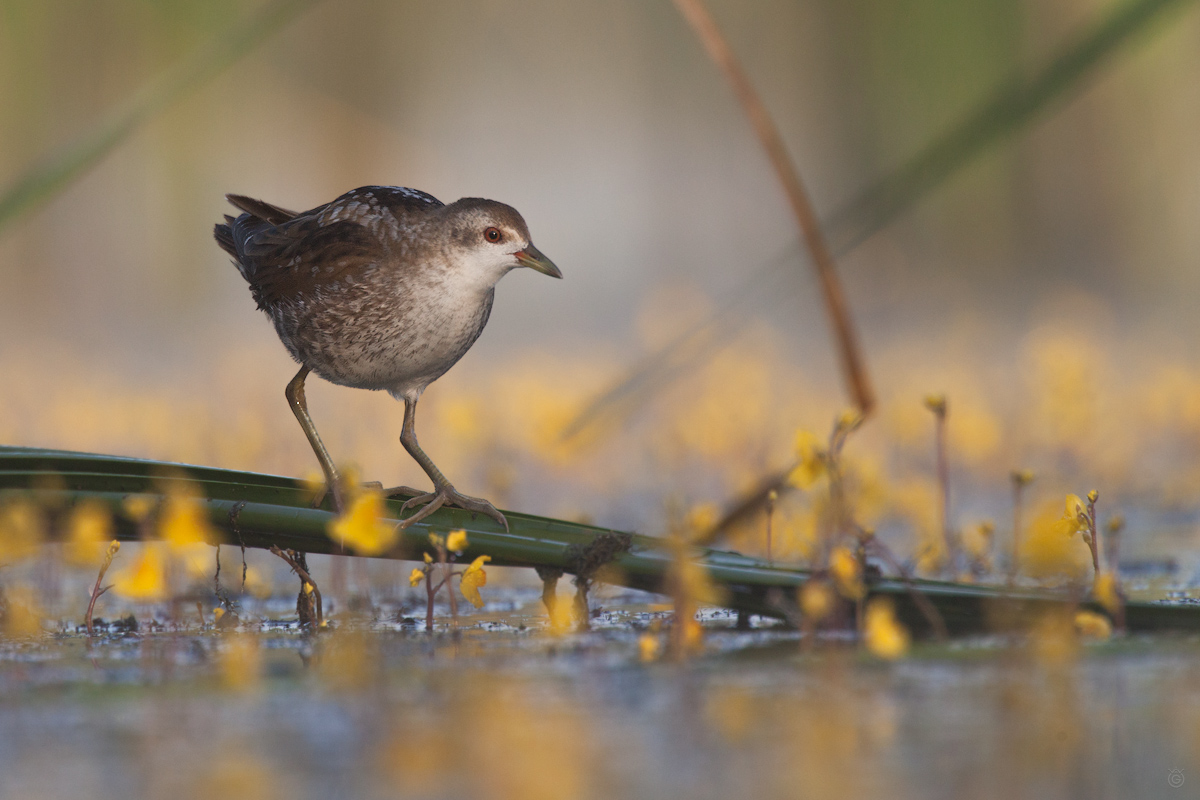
[394,395,508,531]
[286,366,344,512]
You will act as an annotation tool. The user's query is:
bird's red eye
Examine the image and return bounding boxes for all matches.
[484,227,502,243]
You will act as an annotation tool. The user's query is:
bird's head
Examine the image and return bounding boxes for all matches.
[441,198,562,286]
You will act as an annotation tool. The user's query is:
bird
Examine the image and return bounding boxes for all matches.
[214,185,562,531]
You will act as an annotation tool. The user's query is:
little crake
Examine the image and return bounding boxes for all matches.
[215,186,561,530]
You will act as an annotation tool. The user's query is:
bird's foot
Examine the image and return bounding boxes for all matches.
[396,484,508,532]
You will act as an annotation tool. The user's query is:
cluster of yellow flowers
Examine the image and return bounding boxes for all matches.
[407,530,493,625]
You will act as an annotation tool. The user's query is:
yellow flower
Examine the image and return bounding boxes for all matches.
[113,545,167,601]
[303,582,314,595]
[242,566,273,599]
[301,470,326,504]
[159,486,216,548]
[428,532,445,549]
[1,584,44,638]
[64,500,112,566]
[1093,572,1120,614]
[836,408,864,432]
[122,494,156,522]
[1011,468,1035,487]
[963,521,995,563]
[799,580,834,622]
[409,567,425,587]
[547,598,574,635]
[830,546,865,600]
[328,490,397,556]
[0,498,43,564]
[923,394,947,416]
[459,555,492,608]
[1021,501,1092,580]
[788,430,826,488]
[445,529,468,553]
[685,503,720,537]
[864,598,909,660]
[423,551,433,564]
[1074,610,1113,640]
[1053,494,1090,538]
[638,633,662,662]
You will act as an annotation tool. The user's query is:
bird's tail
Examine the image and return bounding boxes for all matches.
[213,216,238,257]
[213,215,259,285]
[216,194,299,284]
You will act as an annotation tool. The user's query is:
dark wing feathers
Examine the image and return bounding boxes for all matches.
[225,193,298,225]
[241,219,378,309]
[215,187,442,310]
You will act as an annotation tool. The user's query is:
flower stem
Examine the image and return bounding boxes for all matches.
[85,542,120,637]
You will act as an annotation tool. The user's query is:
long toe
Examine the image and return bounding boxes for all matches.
[400,492,438,512]
[443,489,508,532]
[396,493,446,529]
[391,485,508,531]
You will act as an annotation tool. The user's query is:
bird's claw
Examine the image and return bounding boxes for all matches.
[382,485,425,499]
[396,485,509,531]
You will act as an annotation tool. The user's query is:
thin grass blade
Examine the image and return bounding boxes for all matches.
[0,0,322,234]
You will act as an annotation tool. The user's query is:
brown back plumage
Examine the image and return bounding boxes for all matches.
[214,186,444,310]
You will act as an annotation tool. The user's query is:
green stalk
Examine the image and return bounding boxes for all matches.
[0,0,322,233]
[1,446,1195,634]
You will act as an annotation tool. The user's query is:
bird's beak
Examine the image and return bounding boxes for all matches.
[515,243,562,278]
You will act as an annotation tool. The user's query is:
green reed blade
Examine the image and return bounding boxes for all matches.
[0,0,322,234]
[2,445,1196,635]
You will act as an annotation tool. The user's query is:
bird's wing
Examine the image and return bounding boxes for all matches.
[225,187,443,309]
[225,194,298,225]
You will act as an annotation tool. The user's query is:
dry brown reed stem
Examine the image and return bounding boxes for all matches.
[1084,493,1101,578]
[418,543,461,632]
[443,549,459,628]
[424,568,438,632]
[671,0,875,415]
[269,546,323,628]
[1009,469,1033,584]
[765,489,777,563]
[924,396,955,572]
[85,540,120,637]
[822,413,860,562]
